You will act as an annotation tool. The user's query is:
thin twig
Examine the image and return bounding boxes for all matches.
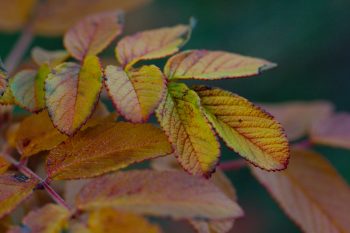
[219,159,247,171]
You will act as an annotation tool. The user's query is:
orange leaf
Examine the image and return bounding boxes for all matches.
[0,172,38,218]
[0,157,10,174]
[7,204,70,233]
[105,65,166,123]
[251,149,350,233]
[310,113,350,149]
[261,101,334,141]
[116,22,193,69]
[165,50,276,80]
[88,208,162,233]
[64,11,123,61]
[156,83,220,177]
[77,170,243,220]
[46,122,172,180]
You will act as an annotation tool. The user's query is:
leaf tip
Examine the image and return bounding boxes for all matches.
[259,62,277,73]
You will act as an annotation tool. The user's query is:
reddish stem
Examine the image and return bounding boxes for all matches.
[219,159,247,171]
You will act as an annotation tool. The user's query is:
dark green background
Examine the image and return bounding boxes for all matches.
[1,0,349,232]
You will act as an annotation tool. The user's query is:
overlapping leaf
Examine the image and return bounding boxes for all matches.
[76,170,243,220]
[310,113,350,149]
[105,65,165,122]
[46,122,172,180]
[88,208,162,233]
[251,149,350,233]
[261,101,334,141]
[15,104,113,158]
[156,83,220,177]
[45,55,103,135]
[165,50,276,80]
[31,47,69,68]
[7,204,70,233]
[194,86,289,171]
[0,86,15,105]
[0,157,10,174]
[116,23,193,69]
[0,172,38,218]
[0,60,8,96]
[64,11,124,60]
[10,65,50,112]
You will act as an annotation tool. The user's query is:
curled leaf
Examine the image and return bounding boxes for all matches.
[88,208,162,233]
[77,170,243,220]
[0,172,38,218]
[105,65,165,123]
[194,86,289,171]
[45,55,103,135]
[165,50,276,80]
[251,149,350,233]
[46,122,172,180]
[64,11,124,60]
[261,101,334,141]
[156,83,220,177]
[8,204,70,233]
[11,65,50,113]
[310,113,350,149]
[31,47,69,68]
[116,23,193,69]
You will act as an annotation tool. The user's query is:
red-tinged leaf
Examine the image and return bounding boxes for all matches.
[45,55,103,136]
[10,65,50,113]
[105,65,166,123]
[251,149,350,233]
[164,50,276,80]
[76,170,243,220]
[261,101,334,141]
[31,47,69,68]
[194,86,289,171]
[116,22,193,69]
[7,204,70,233]
[88,208,162,233]
[310,113,350,149]
[155,83,220,177]
[0,157,10,174]
[46,122,172,180]
[64,11,124,60]
[0,60,8,96]
[0,172,38,218]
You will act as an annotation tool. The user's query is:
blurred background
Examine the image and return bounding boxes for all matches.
[1,0,350,232]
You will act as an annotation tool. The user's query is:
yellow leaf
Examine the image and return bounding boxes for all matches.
[0,83,16,105]
[310,113,350,149]
[11,64,50,113]
[88,208,162,233]
[46,122,172,180]
[116,23,193,69]
[0,172,38,218]
[261,101,334,141]
[0,157,10,174]
[64,11,123,61]
[105,65,166,123]
[45,55,103,135]
[194,86,289,171]
[8,204,70,233]
[68,222,91,233]
[31,47,69,68]
[156,83,220,177]
[251,149,350,233]
[77,170,243,220]
[165,50,276,80]
[15,103,113,157]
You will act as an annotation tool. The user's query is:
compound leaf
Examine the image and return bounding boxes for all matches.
[46,122,172,180]
[105,65,165,123]
[194,86,289,171]
[165,50,276,80]
[251,149,350,233]
[116,23,193,69]
[156,83,220,177]
[45,55,103,136]
[77,170,243,220]
[64,11,124,60]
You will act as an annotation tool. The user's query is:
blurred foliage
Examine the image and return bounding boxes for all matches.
[1,0,349,232]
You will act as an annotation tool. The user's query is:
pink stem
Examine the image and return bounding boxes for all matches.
[219,159,247,171]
